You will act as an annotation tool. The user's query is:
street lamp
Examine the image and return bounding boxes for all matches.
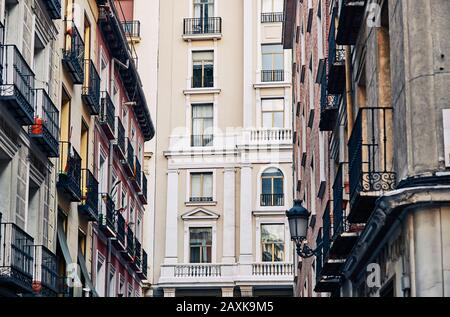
[286,200,322,258]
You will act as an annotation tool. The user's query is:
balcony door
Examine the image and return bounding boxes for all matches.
[262,99,284,129]
[189,227,212,263]
[261,224,285,262]
[261,168,284,207]
[194,0,214,32]
[192,104,213,147]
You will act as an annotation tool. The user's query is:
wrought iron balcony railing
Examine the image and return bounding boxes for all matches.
[138,173,148,205]
[123,139,135,177]
[140,249,148,278]
[315,231,323,285]
[322,205,331,262]
[29,89,59,158]
[189,196,214,203]
[0,223,34,293]
[191,135,214,147]
[114,117,126,160]
[43,0,62,20]
[79,169,99,222]
[134,238,142,270]
[348,107,396,223]
[57,142,82,202]
[0,44,35,125]
[319,74,339,131]
[82,59,101,115]
[122,20,141,39]
[100,91,116,140]
[114,213,126,250]
[328,9,346,94]
[261,12,284,23]
[261,70,284,82]
[33,245,58,297]
[100,194,117,238]
[126,228,135,259]
[62,21,85,84]
[332,164,347,240]
[131,157,142,191]
[260,194,285,207]
[183,17,222,36]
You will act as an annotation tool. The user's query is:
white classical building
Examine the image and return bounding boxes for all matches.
[151,0,294,297]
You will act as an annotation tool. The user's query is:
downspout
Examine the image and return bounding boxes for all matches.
[345,45,354,138]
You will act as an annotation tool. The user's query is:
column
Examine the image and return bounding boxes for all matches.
[240,286,253,297]
[239,165,253,263]
[164,170,179,264]
[223,168,236,263]
[221,287,235,297]
[243,0,254,128]
[163,288,176,297]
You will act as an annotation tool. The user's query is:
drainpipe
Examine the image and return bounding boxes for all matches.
[105,237,112,297]
[345,45,354,138]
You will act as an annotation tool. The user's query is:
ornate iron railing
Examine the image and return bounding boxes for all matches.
[183,17,222,35]
[260,194,285,207]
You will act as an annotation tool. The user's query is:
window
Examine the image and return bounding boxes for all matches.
[109,266,116,297]
[190,172,213,202]
[262,44,284,82]
[194,0,215,19]
[100,54,109,92]
[262,0,283,13]
[16,146,29,230]
[262,99,284,129]
[192,104,214,147]
[98,151,108,193]
[189,227,212,263]
[95,252,106,297]
[192,51,214,88]
[261,224,285,262]
[118,274,125,297]
[78,229,86,257]
[261,168,284,206]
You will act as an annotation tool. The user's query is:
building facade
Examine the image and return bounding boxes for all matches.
[153,0,295,297]
[284,0,450,297]
[0,0,155,297]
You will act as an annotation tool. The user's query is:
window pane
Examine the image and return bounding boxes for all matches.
[274,53,284,70]
[203,173,213,197]
[273,177,283,194]
[204,64,214,87]
[262,112,273,128]
[262,0,272,13]
[274,0,284,12]
[193,51,213,62]
[261,224,284,243]
[190,247,201,263]
[262,54,272,70]
[273,112,284,128]
[191,174,201,197]
[262,178,272,194]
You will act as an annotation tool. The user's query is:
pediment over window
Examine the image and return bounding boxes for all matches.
[181,208,220,220]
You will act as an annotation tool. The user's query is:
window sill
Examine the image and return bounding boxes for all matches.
[184,88,221,95]
[253,82,291,89]
[182,33,223,41]
[185,201,218,207]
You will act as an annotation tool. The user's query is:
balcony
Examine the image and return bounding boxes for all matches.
[336,0,367,45]
[33,245,58,297]
[112,212,126,251]
[261,70,284,82]
[78,169,99,222]
[328,163,361,259]
[122,139,135,177]
[131,157,142,192]
[82,60,101,115]
[183,17,222,40]
[43,0,62,20]
[261,12,284,23]
[260,194,284,207]
[320,205,345,277]
[248,128,293,146]
[0,223,34,294]
[57,142,82,202]
[0,45,35,126]
[99,194,117,238]
[348,107,396,223]
[100,91,116,140]
[29,89,59,158]
[122,20,141,42]
[252,263,293,277]
[328,10,346,94]
[133,238,142,271]
[138,249,148,279]
[191,135,214,147]
[125,228,135,261]
[138,172,148,205]
[314,231,341,293]
[319,77,339,132]
[113,117,126,160]
[62,21,85,84]
[189,196,214,204]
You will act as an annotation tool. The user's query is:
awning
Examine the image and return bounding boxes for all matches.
[78,251,99,297]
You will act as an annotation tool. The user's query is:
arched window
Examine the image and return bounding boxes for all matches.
[261,168,284,206]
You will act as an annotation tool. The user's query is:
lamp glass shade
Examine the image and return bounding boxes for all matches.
[286,200,310,240]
